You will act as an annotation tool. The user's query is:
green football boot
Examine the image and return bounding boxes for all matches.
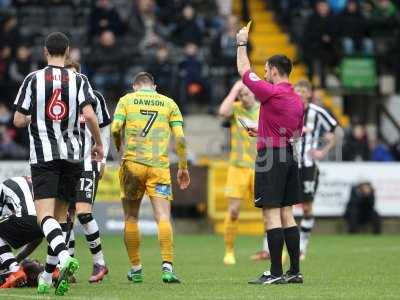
[127,269,143,283]
[55,257,80,296]
[161,268,181,284]
[37,274,51,294]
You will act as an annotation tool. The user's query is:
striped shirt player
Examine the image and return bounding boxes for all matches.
[293,79,338,261]
[73,88,111,283]
[78,89,111,204]
[12,32,103,294]
[0,177,43,282]
[299,103,337,202]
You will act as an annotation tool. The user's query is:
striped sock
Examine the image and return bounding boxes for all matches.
[300,216,315,254]
[224,214,238,254]
[43,246,58,283]
[124,220,141,267]
[42,222,70,281]
[158,220,173,264]
[41,216,70,267]
[0,238,19,273]
[78,213,105,266]
[68,229,75,257]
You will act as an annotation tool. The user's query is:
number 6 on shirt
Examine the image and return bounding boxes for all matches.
[46,88,68,121]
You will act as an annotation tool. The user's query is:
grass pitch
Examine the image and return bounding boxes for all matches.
[0,234,399,299]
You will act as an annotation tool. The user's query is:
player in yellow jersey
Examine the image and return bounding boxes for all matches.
[219,81,259,265]
[111,72,190,284]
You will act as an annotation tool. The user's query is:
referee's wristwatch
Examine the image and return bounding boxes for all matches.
[237,42,247,47]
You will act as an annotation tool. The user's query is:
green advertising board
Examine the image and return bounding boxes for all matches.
[340,57,377,91]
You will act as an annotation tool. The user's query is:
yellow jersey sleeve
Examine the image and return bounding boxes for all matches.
[111,96,127,151]
[169,102,184,128]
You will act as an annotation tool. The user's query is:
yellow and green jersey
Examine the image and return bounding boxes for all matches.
[112,89,184,169]
[229,101,259,168]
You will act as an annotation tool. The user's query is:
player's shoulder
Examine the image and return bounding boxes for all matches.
[118,92,134,103]
[93,90,106,103]
[22,69,41,83]
[309,103,329,114]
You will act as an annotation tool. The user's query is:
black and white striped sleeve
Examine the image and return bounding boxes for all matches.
[317,107,338,132]
[93,90,111,128]
[13,72,36,115]
[77,74,96,109]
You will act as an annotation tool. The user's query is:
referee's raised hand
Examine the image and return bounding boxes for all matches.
[236,26,249,45]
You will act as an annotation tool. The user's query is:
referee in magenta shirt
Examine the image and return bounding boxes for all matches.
[236,25,305,285]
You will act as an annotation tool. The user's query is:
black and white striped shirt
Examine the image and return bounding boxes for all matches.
[299,103,338,167]
[0,177,35,217]
[13,65,96,164]
[80,89,111,172]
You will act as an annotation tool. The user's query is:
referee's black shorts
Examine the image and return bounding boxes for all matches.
[31,159,82,203]
[0,215,43,249]
[254,147,302,208]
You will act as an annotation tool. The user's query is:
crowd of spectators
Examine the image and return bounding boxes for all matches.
[0,0,250,157]
[0,0,246,117]
[270,0,400,89]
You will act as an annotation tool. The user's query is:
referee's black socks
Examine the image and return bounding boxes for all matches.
[284,226,300,274]
[266,228,284,276]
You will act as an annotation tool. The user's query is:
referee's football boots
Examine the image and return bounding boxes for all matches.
[284,271,304,284]
[248,271,286,285]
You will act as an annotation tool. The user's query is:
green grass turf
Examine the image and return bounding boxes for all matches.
[0,234,399,299]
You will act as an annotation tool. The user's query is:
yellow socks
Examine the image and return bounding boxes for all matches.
[124,221,141,266]
[224,214,238,254]
[158,220,173,263]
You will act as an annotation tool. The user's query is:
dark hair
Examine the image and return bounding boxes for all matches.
[133,72,155,85]
[45,32,69,56]
[267,55,292,77]
[65,58,81,73]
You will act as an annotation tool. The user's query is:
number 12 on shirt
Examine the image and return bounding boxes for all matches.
[140,110,158,137]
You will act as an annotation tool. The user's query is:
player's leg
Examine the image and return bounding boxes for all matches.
[67,207,76,258]
[223,166,245,265]
[147,167,179,283]
[299,166,318,259]
[39,199,71,292]
[76,171,108,283]
[120,161,146,283]
[300,202,314,259]
[223,198,241,265]
[0,233,26,288]
[31,162,73,278]
[150,197,180,283]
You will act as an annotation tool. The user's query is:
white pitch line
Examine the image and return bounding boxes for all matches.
[0,293,88,300]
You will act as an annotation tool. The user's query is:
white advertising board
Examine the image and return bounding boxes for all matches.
[293,162,400,217]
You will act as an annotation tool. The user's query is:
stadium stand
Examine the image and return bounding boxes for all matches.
[1,0,400,162]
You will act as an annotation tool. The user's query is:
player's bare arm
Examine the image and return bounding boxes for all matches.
[236,26,251,77]
[13,112,31,128]
[99,124,111,179]
[310,131,336,160]
[172,125,190,190]
[219,81,244,118]
[82,104,104,162]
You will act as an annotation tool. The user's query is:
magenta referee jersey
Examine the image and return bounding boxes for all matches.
[242,70,304,150]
